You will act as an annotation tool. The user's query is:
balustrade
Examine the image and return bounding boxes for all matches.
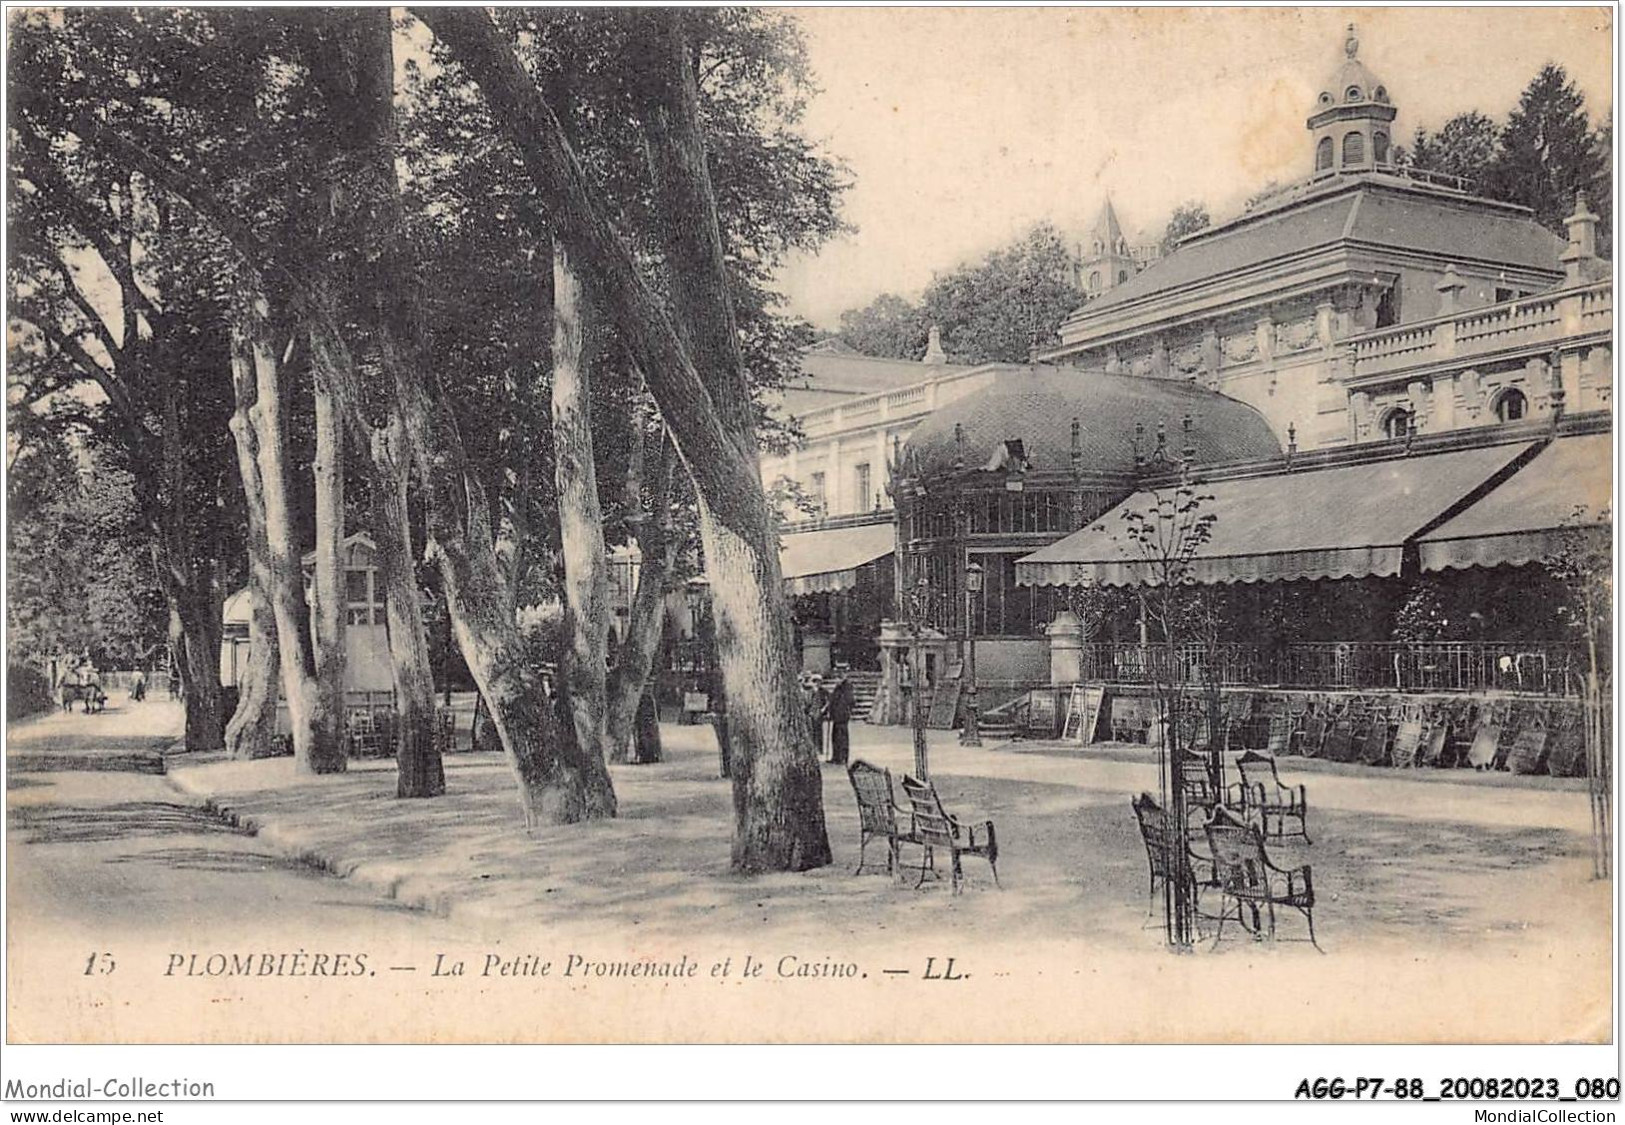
[1350,281,1609,381]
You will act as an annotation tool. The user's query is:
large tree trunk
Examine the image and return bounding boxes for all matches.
[418,7,829,871]
[156,364,225,753]
[236,298,332,769]
[340,7,613,823]
[628,13,829,869]
[303,320,350,774]
[550,240,613,765]
[224,327,284,760]
[369,411,445,798]
[607,431,677,764]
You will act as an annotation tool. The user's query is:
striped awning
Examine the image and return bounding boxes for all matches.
[1016,442,1537,587]
[780,522,895,596]
[1418,433,1613,572]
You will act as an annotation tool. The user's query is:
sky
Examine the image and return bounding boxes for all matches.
[774,6,1615,329]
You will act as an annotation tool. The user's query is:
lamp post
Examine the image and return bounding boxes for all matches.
[960,560,983,747]
[906,570,932,780]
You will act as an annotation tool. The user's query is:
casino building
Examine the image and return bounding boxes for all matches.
[763,25,1612,738]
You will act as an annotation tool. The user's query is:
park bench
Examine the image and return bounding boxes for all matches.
[1204,805,1321,951]
[1235,750,1311,844]
[846,760,919,876]
[899,774,999,893]
[1130,792,1215,922]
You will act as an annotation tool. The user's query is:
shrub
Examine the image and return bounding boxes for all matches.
[7,663,55,721]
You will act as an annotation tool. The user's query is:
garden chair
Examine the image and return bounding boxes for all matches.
[1389,702,1426,769]
[1204,805,1321,951]
[1176,747,1226,818]
[1131,792,1215,922]
[1467,701,1506,770]
[846,760,919,877]
[1235,750,1311,843]
[899,775,998,893]
[1504,705,1551,775]
[1357,699,1394,766]
[434,708,457,755]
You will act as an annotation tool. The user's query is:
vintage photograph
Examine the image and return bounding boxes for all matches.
[3,5,1615,1052]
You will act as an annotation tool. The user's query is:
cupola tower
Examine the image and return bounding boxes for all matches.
[1307,25,1398,175]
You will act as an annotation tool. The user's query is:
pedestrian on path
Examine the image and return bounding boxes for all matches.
[826,669,854,766]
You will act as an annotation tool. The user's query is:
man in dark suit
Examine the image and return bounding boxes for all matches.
[826,670,855,765]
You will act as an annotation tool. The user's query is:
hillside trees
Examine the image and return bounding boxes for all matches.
[833,222,1085,362]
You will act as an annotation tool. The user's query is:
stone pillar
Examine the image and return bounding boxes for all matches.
[1526,356,1551,414]
[1560,349,1584,409]
[1315,299,1337,349]
[1407,380,1430,431]
[1433,375,1457,431]
[1436,264,1466,316]
[828,436,844,514]
[1581,346,1612,411]
[802,633,832,676]
[873,430,890,511]
[1255,314,1275,366]
[1202,323,1222,380]
[1149,333,1169,378]
[1045,610,1084,686]
[1561,194,1601,283]
[1456,368,1481,421]
[1349,389,1372,442]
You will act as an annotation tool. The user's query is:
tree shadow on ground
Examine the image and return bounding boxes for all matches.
[9,800,244,846]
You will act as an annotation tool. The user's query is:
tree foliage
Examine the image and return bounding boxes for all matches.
[1408,65,1610,252]
[1159,201,1210,255]
[834,222,1085,363]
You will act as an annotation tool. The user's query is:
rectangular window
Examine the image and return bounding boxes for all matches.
[853,463,871,512]
[809,471,826,512]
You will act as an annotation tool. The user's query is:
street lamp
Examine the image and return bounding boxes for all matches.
[907,569,932,780]
[960,560,983,747]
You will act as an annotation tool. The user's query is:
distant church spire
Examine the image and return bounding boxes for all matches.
[1075,196,1142,298]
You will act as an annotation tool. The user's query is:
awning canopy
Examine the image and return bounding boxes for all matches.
[1016,441,1536,587]
[1418,433,1613,572]
[780,522,895,596]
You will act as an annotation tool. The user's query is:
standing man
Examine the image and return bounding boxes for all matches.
[801,673,826,760]
[826,669,855,766]
[130,667,147,703]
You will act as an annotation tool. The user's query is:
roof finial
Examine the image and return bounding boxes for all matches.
[1344,23,1359,59]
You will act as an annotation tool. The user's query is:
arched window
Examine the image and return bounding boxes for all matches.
[1342,131,1365,166]
[1318,92,1334,107]
[1494,389,1528,423]
[1345,85,1362,102]
[1381,408,1413,440]
[1117,270,1129,284]
[1088,270,1101,291]
[1373,131,1390,165]
[1374,86,1389,103]
[1316,136,1334,171]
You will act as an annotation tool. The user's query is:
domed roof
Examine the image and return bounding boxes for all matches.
[1312,26,1391,112]
[903,367,1281,481]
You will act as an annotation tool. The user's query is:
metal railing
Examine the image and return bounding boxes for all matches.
[1077,640,1593,695]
